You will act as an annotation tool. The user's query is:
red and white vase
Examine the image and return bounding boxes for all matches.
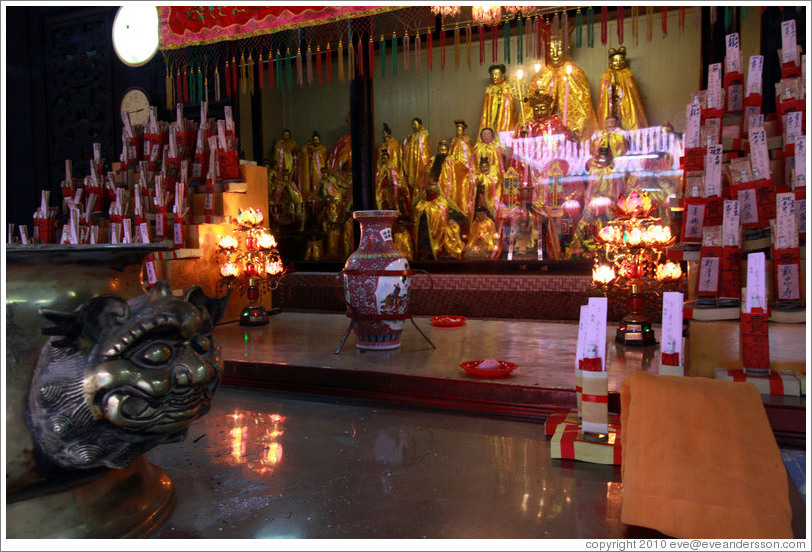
[342,210,411,350]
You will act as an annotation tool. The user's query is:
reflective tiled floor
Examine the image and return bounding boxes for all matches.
[146,386,646,540]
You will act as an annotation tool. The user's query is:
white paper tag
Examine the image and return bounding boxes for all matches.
[722,200,740,246]
[145,259,158,285]
[795,136,806,189]
[576,304,591,364]
[798,198,806,235]
[224,105,234,132]
[173,222,183,246]
[775,192,797,248]
[707,63,723,109]
[745,251,766,312]
[781,20,798,65]
[683,203,706,239]
[123,218,132,244]
[697,257,720,294]
[776,264,800,301]
[704,144,723,197]
[746,55,764,96]
[685,104,702,148]
[738,188,759,225]
[661,291,684,360]
[156,212,166,237]
[784,111,803,145]
[727,83,743,112]
[204,192,214,211]
[379,228,392,242]
[742,105,760,135]
[19,225,29,245]
[748,127,771,179]
[587,297,608,371]
[725,33,742,74]
[139,222,150,244]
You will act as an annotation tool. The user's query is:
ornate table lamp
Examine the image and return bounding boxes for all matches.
[217,207,286,326]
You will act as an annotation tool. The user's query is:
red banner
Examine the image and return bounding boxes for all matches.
[160,6,398,50]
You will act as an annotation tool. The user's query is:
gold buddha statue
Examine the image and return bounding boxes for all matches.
[478,63,519,139]
[412,182,465,260]
[597,46,648,130]
[402,117,432,194]
[378,122,402,172]
[424,140,471,218]
[272,129,299,184]
[448,120,475,173]
[525,35,598,142]
[299,130,328,200]
[463,206,499,260]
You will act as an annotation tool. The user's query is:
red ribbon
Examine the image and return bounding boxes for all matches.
[317,46,322,84]
[661,6,668,36]
[224,61,231,98]
[729,369,783,395]
[581,393,608,404]
[601,6,608,45]
[661,352,680,366]
[579,357,603,372]
[427,29,433,71]
[617,7,624,45]
[368,39,374,76]
[357,38,364,77]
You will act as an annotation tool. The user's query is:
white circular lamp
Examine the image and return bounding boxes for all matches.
[112,5,160,67]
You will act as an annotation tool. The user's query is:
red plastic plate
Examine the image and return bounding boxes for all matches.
[460,359,518,378]
[430,315,467,327]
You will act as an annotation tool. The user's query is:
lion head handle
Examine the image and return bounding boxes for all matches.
[28,281,230,473]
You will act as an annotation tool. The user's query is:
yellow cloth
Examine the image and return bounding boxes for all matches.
[424,156,471,218]
[463,215,498,259]
[328,133,352,173]
[620,372,793,539]
[402,129,432,192]
[526,63,598,142]
[448,135,475,173]
[472,167,501,220]
[473,140,504,174]
[378,136,402,172]
[586,130,628,204]
[393,223,414,260]
[597,66,648,130]
[374,162,409,213]
[478,80,519,138]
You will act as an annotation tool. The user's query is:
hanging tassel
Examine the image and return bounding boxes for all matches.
[404,32,410,71]
[466,24,472,71]
[538,16,544,58]
[617,7,624,45]
[368,36,374,76]
[552,11,560,45]
[391,33,397,76]
[724,7,731,32]
[440,24,445,71]
[183,66,189,103]
[503,18,510,65]
[491,24,497,63]
[258,52,264,91]
[525,14,533,59]
[338,40,344,81]
[415,30,421,71]
[661,6,668,37]
[189,65,196,103]
[316,44,322,85]
[601,6,608,46]
[269,49,275,89]
[274,49,281,89]
[215,66,221,101]
[517,17,523,65]
[231,56,238,96]
[348,39,354,80]
[296,47,303,87]
[586,7,594,48]
[326,43,332,83]
[646,7,654,42]
[561,11,568,54]
[679,7,686,34]
[632,7,639,46]
[198,67,203,102]
[285,49,292,90]
[454,24,460,69]
[575,9,583,48]
[248,54,254,95]
[357,37,364,77]
[165,66,173,110]
[239,53,246,95]
[741,7,748,20]
[306,45,313,86]
[380,35,386,77]
[428,27,434,72]
[479,25,484,65]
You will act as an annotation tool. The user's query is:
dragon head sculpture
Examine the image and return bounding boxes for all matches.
[28,281,229,472]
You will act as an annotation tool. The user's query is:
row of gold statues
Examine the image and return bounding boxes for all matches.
[264,39,666,262]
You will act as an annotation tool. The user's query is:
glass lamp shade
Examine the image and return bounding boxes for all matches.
[112,6,159,67]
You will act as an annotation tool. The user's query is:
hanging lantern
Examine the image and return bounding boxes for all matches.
[431,6,461,19]
[472,5,502,27]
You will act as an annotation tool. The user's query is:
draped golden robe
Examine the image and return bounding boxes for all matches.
[393,221,414,261]
[478,80,519,138]
[472,166,502,221]
[585,130,628,205]
[273,138,299,181]
[375,161,410,214]
[413,193,465,260]
[299,142,328,199]
[423,155,471,218]
[402,129,432,193]
[328,133,352,173]
[597,66,648,131]
[525,63,598,142]
[378,136,402,172]
[463,214,499,259]
[448,135,475,173]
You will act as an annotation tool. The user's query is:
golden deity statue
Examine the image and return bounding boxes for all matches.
[378,123,402,172]
[525,36,598,142]
[401,117,432,194]
[478,63,519,139]
[413,182,465,260]
[471,156,502,222]
[374,147,410,215]
[597,46,648,130]
[423,140,471,218]
[272,129,299,184]
[585,115,629,218]
[328,113,352,173]
[473,127,505,192]
[299,131,329,200]
[448,120,475,174]
[272,168,304,232]
[463,206,499,260]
